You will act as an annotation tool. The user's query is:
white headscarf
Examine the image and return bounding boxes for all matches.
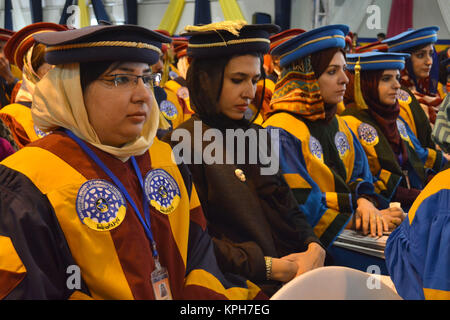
[14,45,41,103]
[32,63,160,161]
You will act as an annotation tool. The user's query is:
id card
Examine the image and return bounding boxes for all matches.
[151,265,173,300]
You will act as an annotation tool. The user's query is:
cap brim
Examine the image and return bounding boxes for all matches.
[34,24,172,46]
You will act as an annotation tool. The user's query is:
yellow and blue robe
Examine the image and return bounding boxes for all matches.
[397,87,435,149]
[385,168,450,300]
[341,108,445,208]
[264,112,388,247]
[164,79,194,128]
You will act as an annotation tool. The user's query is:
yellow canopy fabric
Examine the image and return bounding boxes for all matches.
[218,0,246,21]
[159,0,186,35]
[78,0,91,28]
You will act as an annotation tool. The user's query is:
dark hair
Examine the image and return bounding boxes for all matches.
[31,43,47,72]
[310,47,346,78]
[404,42,434,55]
[285,47,346,79]
[79,61,121,92]
[438,48,450,85]
[186,52,265,122]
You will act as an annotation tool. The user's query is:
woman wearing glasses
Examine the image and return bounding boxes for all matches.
[0,24,264,300]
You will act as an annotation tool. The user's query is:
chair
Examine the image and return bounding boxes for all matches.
[270,266,402,300]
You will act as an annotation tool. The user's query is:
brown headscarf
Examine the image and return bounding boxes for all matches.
[345,69,407,163]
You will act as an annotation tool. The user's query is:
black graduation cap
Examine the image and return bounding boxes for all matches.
[182,21,280,59]
[33,24,172,65]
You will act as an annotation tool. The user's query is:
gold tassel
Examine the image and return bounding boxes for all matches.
[354,58,369,110]
[184,20,247,36]
[160,50,171,87]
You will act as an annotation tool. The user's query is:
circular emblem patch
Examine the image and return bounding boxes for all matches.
[177,86,189,100]
[309,136,323,162]
[76,179,126,231]
[396,119,410,141]
[159,100,178,120]
[169,70,178,80]
[144,169,181,215]
[335,131,350,158]
[397,89,411,103]
[357,123,379,146]
[34,125,50,138]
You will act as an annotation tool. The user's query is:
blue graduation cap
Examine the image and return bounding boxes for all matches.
[271,24,349,67]
[347,52,410,110]
[33,24,172,65]
[382,26,439,52]
[346,52,411,72]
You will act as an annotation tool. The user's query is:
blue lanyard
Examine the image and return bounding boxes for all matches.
[65,129,159,259]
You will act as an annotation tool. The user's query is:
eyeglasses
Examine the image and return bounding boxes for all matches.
[99,73,161,89]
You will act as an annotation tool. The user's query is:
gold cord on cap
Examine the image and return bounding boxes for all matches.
[184,20,247,36]
[46,40,162,56]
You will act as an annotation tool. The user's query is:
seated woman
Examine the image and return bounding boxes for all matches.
[163,21,326,297]
[342,52,446,211]
[263,25,403,246]
[382,26,441,149]
[385,93,450,300]
[0,24,264,300]
[0,22,67,148]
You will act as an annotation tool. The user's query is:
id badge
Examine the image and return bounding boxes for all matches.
[151,265,173,300]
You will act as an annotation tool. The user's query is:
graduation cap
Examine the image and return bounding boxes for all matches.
[354,40,388,53]
[33,24,172,66]
[182,20,280,59]
[346,51,410,110]
[172,37,189,59]
[155,29,171,54]
[346,51,410,71]
[383,26,439,52]
[269,28,306,54]
[271,24,349,67]
[0,28,14,42]
[4,22,68,70]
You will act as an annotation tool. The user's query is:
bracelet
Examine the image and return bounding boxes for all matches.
[264,256,272,280]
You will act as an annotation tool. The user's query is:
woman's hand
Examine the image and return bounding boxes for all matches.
[354,197,388,237]
[280,242,326,278]
[379,207,405,231]
[270,258,298,283]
